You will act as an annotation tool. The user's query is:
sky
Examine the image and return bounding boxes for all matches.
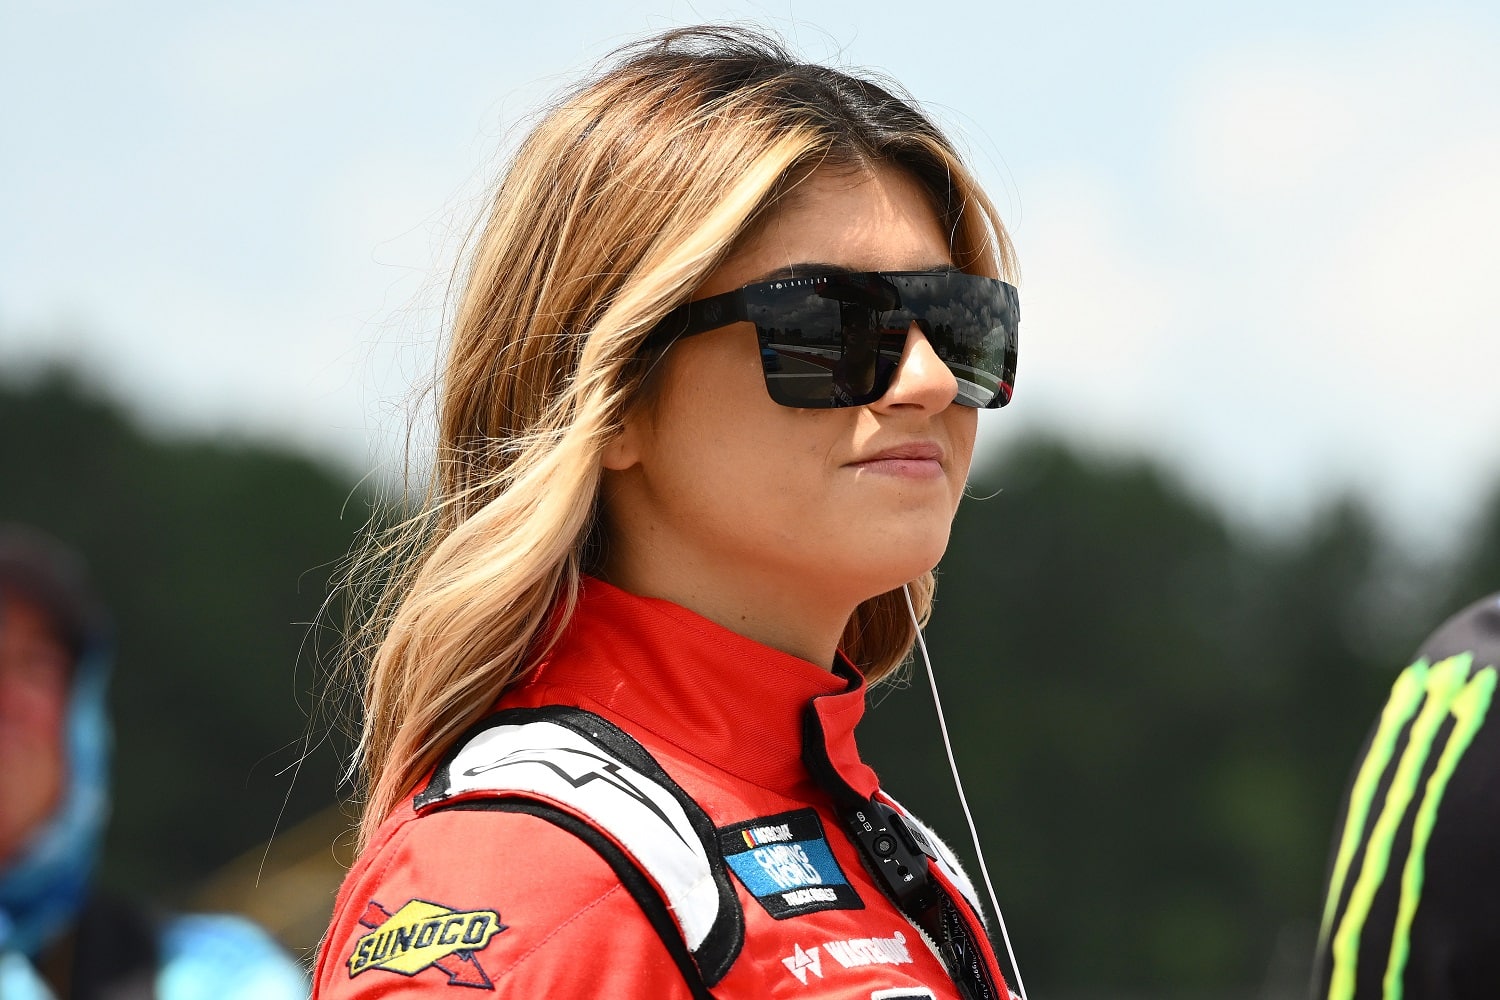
[3,0,1498,553]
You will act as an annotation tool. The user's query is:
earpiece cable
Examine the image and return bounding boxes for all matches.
[902,584,1030,1000]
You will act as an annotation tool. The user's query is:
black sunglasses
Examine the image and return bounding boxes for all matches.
[643,269,1019,409]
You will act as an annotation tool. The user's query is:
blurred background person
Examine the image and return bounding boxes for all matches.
[1313,591,1500,1000]
[0,525,308,999]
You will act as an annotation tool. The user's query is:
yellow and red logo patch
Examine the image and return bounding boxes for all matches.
[347,898,507,989]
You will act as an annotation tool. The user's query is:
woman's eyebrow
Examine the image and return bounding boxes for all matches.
[745,261,959,283]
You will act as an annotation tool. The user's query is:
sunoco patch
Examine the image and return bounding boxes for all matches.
[719,808,862,919]
[347,898,507,989]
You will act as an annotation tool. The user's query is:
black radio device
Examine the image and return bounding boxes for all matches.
[844,796,941,915]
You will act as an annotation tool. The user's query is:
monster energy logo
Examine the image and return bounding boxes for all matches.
[1320,653,1496,1000]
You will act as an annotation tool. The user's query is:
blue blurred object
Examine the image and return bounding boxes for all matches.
[157,914,310,1000]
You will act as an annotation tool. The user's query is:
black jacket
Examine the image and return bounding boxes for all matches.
[1313,593,1500,1000]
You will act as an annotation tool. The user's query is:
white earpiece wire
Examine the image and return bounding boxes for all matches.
[902,584,1029,1000]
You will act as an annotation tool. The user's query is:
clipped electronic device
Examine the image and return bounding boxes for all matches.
[844,796,941,915]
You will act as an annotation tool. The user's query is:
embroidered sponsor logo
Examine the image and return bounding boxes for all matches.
[824,931,914,969]
[783,942,824,984]
[783,932,919,987]
[739,821,795,846]
[347,898,507,989]
[719,809,862,919]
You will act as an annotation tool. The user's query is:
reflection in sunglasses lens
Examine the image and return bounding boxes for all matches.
[751,272,1015,409]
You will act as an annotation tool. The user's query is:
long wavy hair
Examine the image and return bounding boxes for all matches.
[346,26,1017,845]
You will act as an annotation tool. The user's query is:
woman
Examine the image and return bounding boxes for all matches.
[314,26,1022,999]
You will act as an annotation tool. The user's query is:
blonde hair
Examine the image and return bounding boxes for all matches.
[347,26,1016,845]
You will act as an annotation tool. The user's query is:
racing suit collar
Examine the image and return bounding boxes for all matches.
[519,577,880,801]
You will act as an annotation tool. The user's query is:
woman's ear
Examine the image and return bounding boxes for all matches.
[601,416,644,471]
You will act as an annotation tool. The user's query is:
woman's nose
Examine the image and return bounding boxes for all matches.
[871,323,958,411]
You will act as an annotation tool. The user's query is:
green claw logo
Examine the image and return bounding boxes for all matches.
[1321,654,1497,1000]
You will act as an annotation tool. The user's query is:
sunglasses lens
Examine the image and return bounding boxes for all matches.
[890,272,1018,408]
[745,272,1017,409]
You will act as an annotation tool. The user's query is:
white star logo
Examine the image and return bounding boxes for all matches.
[782,942,823,985]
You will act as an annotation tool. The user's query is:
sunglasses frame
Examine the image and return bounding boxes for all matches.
[643,269,1019,409]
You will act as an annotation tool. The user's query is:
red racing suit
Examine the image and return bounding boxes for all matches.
[313,579,1016,999]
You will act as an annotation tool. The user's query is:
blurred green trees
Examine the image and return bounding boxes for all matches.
[0,369,358,897]
[861,442,1500,997]
[3,368,1497,998]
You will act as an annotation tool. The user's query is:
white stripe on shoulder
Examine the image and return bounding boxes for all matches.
[434,720,721,951]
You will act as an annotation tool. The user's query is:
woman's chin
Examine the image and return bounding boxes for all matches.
[842,548,949,602]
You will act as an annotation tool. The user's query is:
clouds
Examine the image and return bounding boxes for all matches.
[999,15,1500,544]
[980,169,1181,453]
[2,2,1496,548]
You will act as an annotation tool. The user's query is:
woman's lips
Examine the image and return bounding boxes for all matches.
[848,443,946,479]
